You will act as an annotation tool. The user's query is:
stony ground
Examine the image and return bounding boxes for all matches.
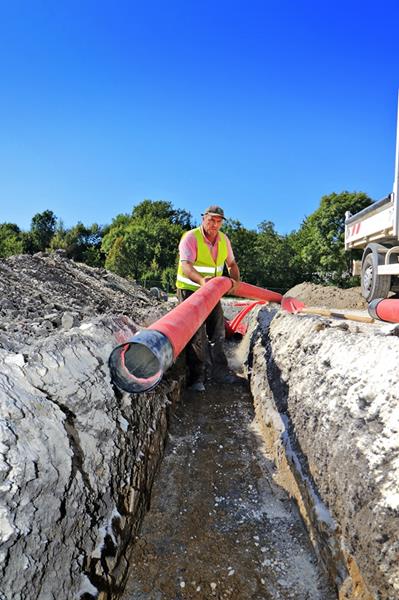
[0,252,167,352]
[121,373,336,600]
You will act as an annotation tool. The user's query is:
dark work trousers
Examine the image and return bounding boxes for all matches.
[177,288,228,384]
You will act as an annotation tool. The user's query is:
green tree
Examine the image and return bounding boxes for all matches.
[223,219,302,292]
[222,219,259,284]
[50,221,104,266]
[102,220,151,279]
[254,221,303,291]
[131,199,193,229]
[161,265,178,291]
[294,191,372,285]
[102,199,191,286]
[30,210,57,252]
[0,223,24,257]
[105,236,132,277]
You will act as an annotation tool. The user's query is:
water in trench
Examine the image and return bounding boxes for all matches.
[121,374,336,600]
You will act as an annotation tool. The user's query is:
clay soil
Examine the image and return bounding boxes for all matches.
[121,363,336,600]
[285,282,367,310]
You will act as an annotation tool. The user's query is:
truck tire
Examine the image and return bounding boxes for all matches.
[361,253,391,302]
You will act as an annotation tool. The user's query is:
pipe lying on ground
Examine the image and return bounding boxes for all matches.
[368,298,399,322]
[109,277,282,393]
[225,300,266,337]
[233,281,282,304]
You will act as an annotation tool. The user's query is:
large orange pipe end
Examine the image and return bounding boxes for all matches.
[368,298,399,323]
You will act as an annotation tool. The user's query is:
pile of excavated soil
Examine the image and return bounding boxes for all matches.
[285,282,368,309]
[0,252,166,351]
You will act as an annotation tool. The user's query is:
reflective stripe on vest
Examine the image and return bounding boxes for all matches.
[176,228,228,291]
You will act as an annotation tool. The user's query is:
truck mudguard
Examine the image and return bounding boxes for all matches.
[361,243,388,267]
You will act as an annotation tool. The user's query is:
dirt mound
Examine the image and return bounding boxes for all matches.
[285,282,368,310]
[0,252,166,351]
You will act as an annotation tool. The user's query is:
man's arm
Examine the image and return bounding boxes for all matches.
[224,234,240,282]
[227,260,240,282]
[181,261,208,287]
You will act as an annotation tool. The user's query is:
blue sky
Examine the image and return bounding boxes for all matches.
[1,0,399,234]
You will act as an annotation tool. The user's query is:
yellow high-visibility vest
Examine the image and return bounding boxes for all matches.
[176,227,228,291]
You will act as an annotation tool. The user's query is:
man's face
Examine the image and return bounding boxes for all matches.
[202,214,223,236]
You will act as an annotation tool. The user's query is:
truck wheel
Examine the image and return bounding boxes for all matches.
[361,253,391,302]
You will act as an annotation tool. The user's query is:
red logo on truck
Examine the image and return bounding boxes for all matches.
[349,223,361,236]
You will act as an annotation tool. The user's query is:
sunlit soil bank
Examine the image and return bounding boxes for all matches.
[244,305,399,600]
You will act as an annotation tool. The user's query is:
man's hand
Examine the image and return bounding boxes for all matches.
[200,276,213,286]
[181,261,208,287]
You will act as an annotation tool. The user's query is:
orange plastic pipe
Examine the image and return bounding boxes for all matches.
[109,276,282,392]
[149,278,283,357]
[227,300,266,336]
[148,276,233,358]
[368,298,399,323]
[232,281,283,303]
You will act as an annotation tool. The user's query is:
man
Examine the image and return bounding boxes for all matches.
[176,205,240,391]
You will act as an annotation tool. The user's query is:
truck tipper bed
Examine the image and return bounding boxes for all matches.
[345,96,399,301]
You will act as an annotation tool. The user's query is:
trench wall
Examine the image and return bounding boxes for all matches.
[246,306,399,600]
[0,314,183,600]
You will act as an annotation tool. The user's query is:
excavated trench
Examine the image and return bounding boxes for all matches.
[117,296,399,600]
[0,255,397,600]
[120,374,336,600]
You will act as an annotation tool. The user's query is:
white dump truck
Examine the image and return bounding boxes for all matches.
[345,98,399,301]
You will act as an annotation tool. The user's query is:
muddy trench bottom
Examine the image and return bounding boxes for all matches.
[121,371,336,600]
